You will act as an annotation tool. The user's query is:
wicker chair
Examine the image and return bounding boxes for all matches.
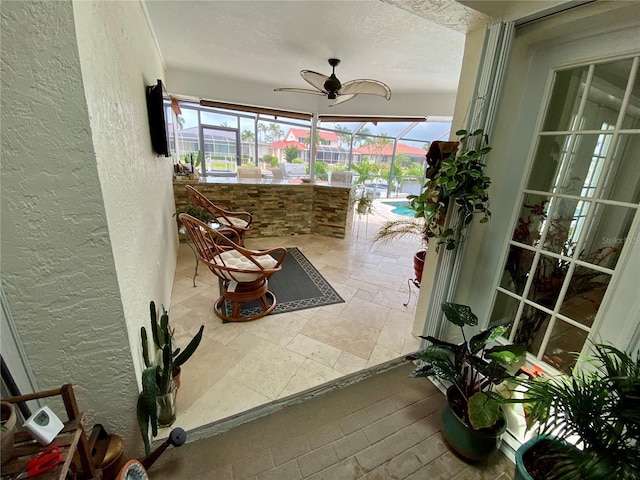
[185,185,253,245]
[178,213,286,323]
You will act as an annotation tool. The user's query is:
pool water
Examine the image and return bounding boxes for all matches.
[383,201,416,217]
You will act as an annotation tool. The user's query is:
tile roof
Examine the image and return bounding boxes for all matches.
[289,128,339,141]
[353,143,427,156]
[270,140,308,150]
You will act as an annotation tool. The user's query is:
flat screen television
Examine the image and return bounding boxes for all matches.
[146,79,170,157]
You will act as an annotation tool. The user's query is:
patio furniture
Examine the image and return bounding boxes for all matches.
[185,185,253,245]
[282,163,307,178]
[178,213,287,322]
[330,171,354,184]
[270,166,285,179]
[236,166,262,179]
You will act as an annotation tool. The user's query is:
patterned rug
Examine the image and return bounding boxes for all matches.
[220,247,344,318]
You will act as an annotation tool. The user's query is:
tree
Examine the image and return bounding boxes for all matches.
[241,130,255,143]
[257,123,269,142]
[351,160,378,184]
[361,134,392,164]
[395,153,411,168]
[265,123,284,143]
[314,161,328,178]
[405,162,425,177]
[302,130,320,150]
[284,145,299,163]
[241,130,255,161]
[334,125,352,149]
[353,127,371,148]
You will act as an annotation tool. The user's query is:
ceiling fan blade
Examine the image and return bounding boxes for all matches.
[274,87,325,96]
[329,94,357,107]
[300,70,330,93]
[340,79,391,100]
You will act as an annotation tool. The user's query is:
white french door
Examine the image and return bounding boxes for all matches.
[487,27,640,373]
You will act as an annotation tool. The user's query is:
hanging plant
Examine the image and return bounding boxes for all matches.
[374,129,492,251]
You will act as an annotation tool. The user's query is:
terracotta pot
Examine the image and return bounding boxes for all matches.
[172,366,181,392]
[1,401,17,465]
[413,250,427,284]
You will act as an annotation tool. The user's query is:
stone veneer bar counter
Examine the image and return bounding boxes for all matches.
[173,177,355,239]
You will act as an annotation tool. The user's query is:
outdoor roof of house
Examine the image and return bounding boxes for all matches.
[289,128,339,142]
[353,143,427,156]
[271,140,308,150]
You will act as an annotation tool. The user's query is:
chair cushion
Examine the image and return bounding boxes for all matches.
[217,216,249,229]
[209,250,278,282]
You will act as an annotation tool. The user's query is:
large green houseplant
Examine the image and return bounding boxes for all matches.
[408,302,525,461]
[514,344,639,480]
[137,301,204,454]
[374,128,492,252]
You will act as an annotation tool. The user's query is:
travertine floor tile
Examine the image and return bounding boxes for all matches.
[170,209,422,433]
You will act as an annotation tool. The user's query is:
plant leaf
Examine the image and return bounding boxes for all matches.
[173,325,204,367]
[468,392,501,430]
[469,325,507,353]
[140,366,158,437]
[441,302,478,327]
[411,345,458,381]
[485,344,526,366]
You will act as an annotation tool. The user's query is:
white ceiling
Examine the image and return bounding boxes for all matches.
[142,0,492,97]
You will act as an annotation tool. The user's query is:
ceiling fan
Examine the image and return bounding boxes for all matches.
[274,58,391,106]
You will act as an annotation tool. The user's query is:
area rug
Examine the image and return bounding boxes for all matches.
[220,247,344,318]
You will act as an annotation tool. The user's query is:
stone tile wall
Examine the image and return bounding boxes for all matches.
[174,181,355,239]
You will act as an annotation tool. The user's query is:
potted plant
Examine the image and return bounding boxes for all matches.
[514,343,639,480]
[1,401,17,465]
[374,129,492,282]
[355,188,374,215]
[137,301,204,454]
[407,302,526,462]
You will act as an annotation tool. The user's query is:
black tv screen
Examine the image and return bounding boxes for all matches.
[146,79,170,157]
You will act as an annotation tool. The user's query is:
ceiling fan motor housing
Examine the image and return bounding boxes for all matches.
[324,75,341,98]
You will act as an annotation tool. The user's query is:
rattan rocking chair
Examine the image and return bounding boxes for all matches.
[178,213,286,322]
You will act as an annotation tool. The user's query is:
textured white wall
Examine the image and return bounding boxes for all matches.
[1,0,175,455]
[72,0,177,386]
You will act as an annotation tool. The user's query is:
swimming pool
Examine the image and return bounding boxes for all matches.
[382,201,416,217]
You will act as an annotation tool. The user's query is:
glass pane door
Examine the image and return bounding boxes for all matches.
[200,126,239,175]
[489,56,640,373]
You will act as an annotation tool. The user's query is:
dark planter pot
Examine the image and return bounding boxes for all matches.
[440,387,507,462]
[414,250,426,284]
[514,435,542,480]
[1,401,17,465]
[515,435,571,480]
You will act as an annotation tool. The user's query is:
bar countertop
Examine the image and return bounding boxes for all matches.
[173,175,356,239]
[173,175,353,189]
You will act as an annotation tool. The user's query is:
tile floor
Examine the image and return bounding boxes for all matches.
[148,363,515,480]
[167,200,424,433]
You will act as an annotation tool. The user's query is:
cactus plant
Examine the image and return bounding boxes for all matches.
[137,301,204,454]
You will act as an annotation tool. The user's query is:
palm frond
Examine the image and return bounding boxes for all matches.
[373,218,427,245]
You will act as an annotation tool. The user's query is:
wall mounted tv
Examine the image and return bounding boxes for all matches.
[146,79,170,157]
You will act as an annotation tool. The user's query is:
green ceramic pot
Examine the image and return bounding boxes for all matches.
[514,435,571,480]
[440,387,507,462]
[514,435,542,480]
